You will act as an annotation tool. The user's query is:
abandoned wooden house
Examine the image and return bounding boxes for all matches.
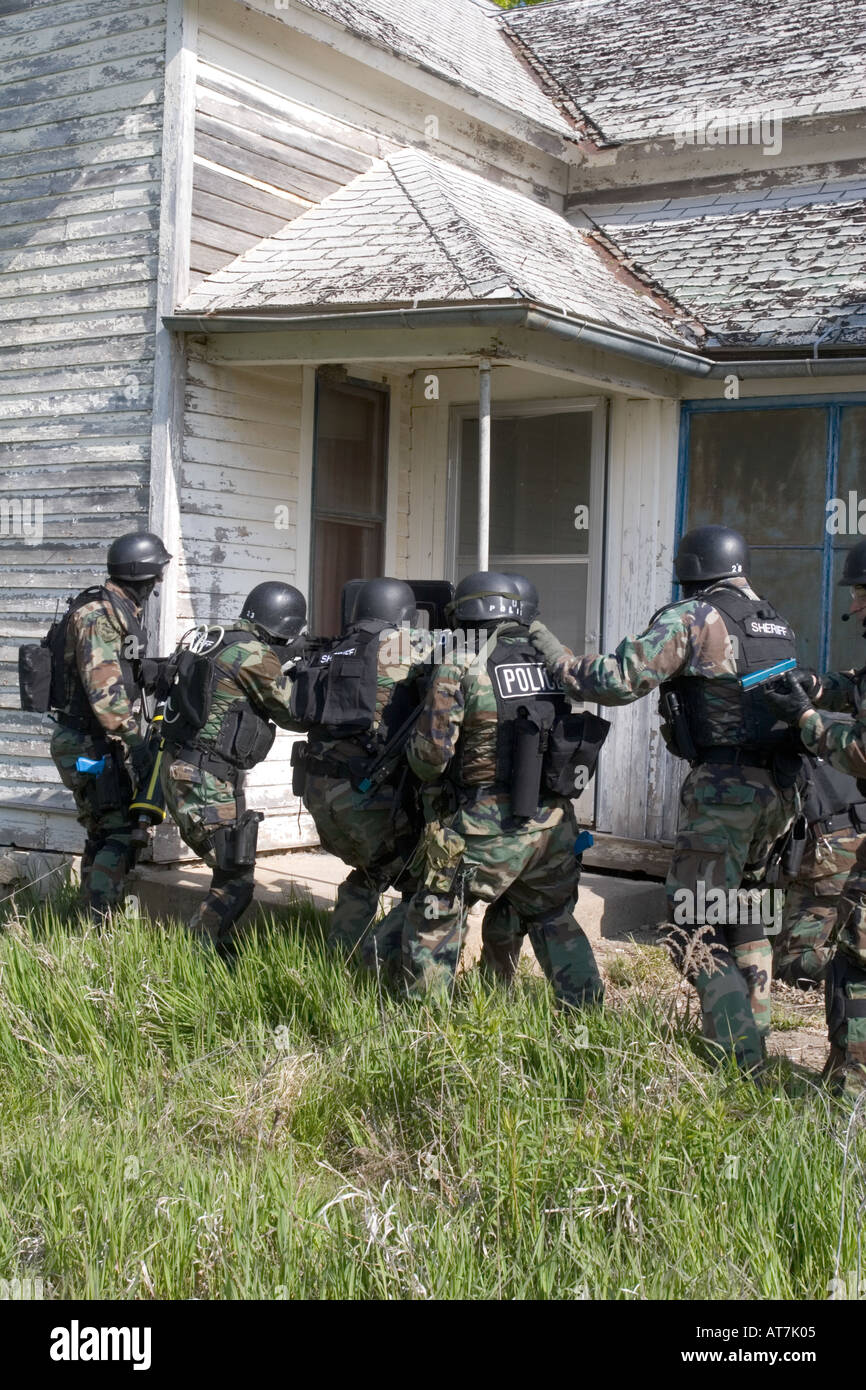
[2,0,866,872]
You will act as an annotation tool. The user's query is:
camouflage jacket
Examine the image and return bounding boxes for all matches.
[407,622,566,834]
[310,625,434,764]
[535,577,782,746]
[799,665,866,779]
[193,620,306,747]
[61,580,146,754]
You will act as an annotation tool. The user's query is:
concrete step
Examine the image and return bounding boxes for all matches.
[129,850,668,965]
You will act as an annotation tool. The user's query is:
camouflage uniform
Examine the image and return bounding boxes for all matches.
[772,761,865,989]
[533,576,799,1070]
[400,623,603,1005]
[796,667,866,1091]
[49,580,149,917]
[302,625,433,960]
[160,620,301,946]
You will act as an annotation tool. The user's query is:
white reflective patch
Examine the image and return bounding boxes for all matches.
[493,662,558,699]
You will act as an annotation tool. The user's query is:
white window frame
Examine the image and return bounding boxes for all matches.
[445,396,607,649]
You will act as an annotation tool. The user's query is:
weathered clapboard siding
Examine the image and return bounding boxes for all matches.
[0,0,168,850]
[167,347,318,856]
[189,53,378,283]
[188,0,568,284]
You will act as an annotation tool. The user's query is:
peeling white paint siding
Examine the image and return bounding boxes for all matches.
[166,344,319,856]
[187,0,567,281]
[0,0,168,851]
[595,395,684,843]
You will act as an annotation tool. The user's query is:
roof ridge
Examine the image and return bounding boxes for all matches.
[386,149,516,300]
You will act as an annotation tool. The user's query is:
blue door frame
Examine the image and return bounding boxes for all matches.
[676,392,866,670]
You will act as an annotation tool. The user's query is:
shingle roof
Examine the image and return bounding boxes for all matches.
[291,0,572,137]
[504,0,866,146]
[180,148,699,349]
[588,177,866,348]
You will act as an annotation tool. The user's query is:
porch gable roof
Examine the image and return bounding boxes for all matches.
[177,148,701,352]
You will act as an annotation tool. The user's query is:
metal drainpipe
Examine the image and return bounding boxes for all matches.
[478,357,492,570]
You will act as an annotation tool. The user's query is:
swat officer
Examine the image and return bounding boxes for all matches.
[479,573,539,983]
[773,761,866,990]
[763,540,866,1095]
[400,571,604,1006]
[49,531,171,923]
[530,525,802,1073]
[160,581,307,951]
[294,577,432,962]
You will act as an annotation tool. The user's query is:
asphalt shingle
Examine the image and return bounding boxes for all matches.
[292,0,572,136]
[180,148,699,349]
[504,0,866,146]
[592,178,866,346]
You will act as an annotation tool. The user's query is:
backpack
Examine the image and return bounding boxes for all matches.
[162,628,275,770]
[18,586,125,715]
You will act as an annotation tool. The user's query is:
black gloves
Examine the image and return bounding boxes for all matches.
[762,672,814,726]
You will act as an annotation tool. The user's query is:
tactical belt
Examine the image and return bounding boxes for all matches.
[172,744,239,785]
[305,753,354,781]
[695,746,775,769]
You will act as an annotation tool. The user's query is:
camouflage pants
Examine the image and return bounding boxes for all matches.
[161,756,254,945]
[665,761,797,1070]
[773,828,859,988]
[480,899,525,981]
[303,771,420,958]
[825,834,866,1096]
[51,726,136,916]
[402,804,602,1007]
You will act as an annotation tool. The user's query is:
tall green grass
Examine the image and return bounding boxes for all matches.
[0,889,862,1300]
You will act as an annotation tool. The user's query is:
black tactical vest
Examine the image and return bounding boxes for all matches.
[661,586,798,752]
[291,620,416,744]
[485,635,571,787]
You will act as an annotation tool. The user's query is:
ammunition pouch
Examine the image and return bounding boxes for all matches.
[212,809,263,872]
[213,702,276,771]
[543,711,610,797]
[80,747,131,815]
[290,741,307,797]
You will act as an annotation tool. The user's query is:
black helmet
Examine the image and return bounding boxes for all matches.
[839,541,866,586]
[505,572,539,624]
[107,531,171,581]
[352,577,417,626]
[450,571,521,626]
[674,525,750,585]
[242,582,306,642]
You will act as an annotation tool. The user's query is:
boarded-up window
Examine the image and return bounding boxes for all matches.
[311,378,388,634]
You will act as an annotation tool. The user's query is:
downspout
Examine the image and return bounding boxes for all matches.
[478,357,491,570]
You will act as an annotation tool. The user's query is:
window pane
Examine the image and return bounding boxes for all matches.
[315,383,386,517]
[829,547,866,673]
[455,557,588,656]
[313,521,383,636]
[459,412,593,559]
[688,409,827,544]
[748,548,822,671]
[837,405,866,503]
